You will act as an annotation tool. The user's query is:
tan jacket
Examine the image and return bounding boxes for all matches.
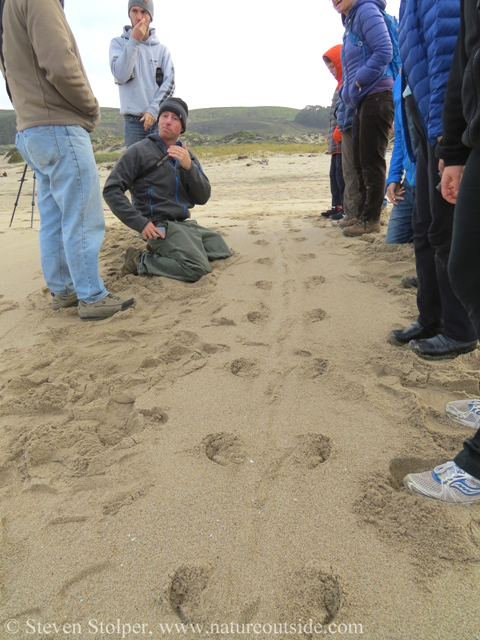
[0,0,100,132]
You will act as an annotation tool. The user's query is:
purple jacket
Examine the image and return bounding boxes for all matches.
[340,0,393,108]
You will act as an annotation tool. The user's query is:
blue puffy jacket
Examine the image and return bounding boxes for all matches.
[398,0,460,145]
[340,0,393,109]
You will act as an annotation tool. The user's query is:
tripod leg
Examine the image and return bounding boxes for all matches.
[9,163,28,228]
[31,173,36,228]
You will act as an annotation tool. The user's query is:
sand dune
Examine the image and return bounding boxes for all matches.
[0,153,479,639]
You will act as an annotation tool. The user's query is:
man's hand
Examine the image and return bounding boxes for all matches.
[386,182,405,205]
[140,112,156,130]
[131,17,148,42]
[141,222,165,240]
[167,142,192,170]
[441,165,464,204]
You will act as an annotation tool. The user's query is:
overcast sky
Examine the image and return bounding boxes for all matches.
[0,0,400,112]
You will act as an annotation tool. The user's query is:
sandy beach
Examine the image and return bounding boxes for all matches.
[0,152,479,639]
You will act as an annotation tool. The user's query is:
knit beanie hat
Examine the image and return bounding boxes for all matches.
[158,98,189,133]
[128,0,154,20]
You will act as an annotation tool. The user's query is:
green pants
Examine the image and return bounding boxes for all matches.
[138,220,232,283]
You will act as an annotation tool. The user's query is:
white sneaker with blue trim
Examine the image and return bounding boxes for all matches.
[446,399,480,429]
[403,461,480,504]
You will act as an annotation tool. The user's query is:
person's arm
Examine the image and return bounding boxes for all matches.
[436,0,470,167]
[103,148,151,233]
[427,0,461,146]
[109,35,139,85]
[354,6,392,90]
[146,46,175,119]
[26,0,99,119]
[169,145,211,205]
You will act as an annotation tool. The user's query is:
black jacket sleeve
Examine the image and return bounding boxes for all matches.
[103,146,150,233]
[437,0,471,166]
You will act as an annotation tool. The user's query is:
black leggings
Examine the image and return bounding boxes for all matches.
[450,148,480,478]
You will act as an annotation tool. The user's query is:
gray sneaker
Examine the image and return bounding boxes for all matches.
[78,294,135,321]
[51,292,78,310]
[121,247,142,277]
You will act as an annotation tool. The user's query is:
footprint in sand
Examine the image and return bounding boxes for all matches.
[284,566,342,626]
[304,309,327,323]
[254,239,269,246]
[255,257,273,266]
[304,275,326,288]
[298,253,317,261]
[230,358,261,379]
[246,311,269,324]
[202,433,247,466]
[290,433,332,469]
[169,565,212,623]
[255,280,273,291]
[292,236,307,242]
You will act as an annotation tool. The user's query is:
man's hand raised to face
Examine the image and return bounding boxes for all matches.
[131,17,148,42]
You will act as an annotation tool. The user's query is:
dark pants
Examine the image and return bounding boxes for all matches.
[409,98,476,342]
[449,148,480,478]
[124,114,157,148]
[329,153,345,207]
[353,90,394,222]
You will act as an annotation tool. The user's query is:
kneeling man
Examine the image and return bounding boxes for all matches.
[103,97,232,282]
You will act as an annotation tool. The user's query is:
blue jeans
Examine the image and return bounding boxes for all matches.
[15,126,108,303]
[385,180,415,244]
[124,114,157,148]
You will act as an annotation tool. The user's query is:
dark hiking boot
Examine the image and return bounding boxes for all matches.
[121,247,142,277]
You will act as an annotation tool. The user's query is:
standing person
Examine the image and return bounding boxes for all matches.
[387,0,477,359]
[403,0,480,501]
[332,0,395,237]
[321,45,345,220]
[110,0,175,148]
[385,73,416,244]
[0,0,134,321]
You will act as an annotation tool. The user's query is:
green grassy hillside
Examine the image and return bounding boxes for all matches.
[0,105,330,147]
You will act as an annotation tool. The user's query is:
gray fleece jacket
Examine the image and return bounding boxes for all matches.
[103,135,211,233]
[110,26,175,119]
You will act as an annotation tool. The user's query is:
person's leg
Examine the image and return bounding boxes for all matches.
[422,143,476,343]
[357,91,394,223]
[328,155,338,207]
[385,181,415,244]
[139,221,212,282]
[16,126,108,303]
[411,132,443,330]
[187,221,233,260]
[448,149,480,477]
[341,128,361,221]
[448,148,480,339]
[124,115,157,148]
[352,114,367,219]
[335,152,345,206]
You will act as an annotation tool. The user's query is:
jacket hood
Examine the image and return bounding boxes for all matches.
[121,25,160,45]
[323,44,343,89]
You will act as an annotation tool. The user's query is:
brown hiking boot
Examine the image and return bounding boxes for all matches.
[343,219,381,237]
[78,294,135,321]
[120,247,142,276]
[338,217,359,229]
[51,292,78,310]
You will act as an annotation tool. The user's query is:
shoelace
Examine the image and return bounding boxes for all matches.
[434,461,458,479]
